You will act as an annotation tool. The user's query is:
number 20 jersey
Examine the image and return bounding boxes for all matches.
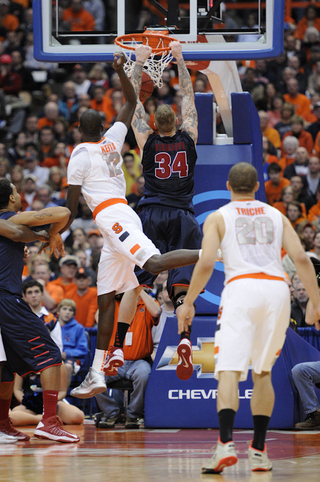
[139,130,197,213]
[219,199,285,284]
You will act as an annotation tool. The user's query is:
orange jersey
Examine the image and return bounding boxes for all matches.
[274,201,307,217]
[282,130,314,155]
[265,178,291,205]
[62,7,95,31]
[308,200,320,223]
[71,287,98,328]
[46,277,77,300]
[283,93,312,121]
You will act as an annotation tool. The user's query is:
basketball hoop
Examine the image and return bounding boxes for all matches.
[114,30,177,88]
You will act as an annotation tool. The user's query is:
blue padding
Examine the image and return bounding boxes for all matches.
[145,318,305,429]
[195,93,213,145]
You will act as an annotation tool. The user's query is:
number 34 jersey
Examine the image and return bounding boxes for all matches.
[219,199,285,284]
[67,122,127,212]
[139,130,197,213]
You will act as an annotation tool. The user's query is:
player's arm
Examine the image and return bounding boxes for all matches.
[130,45,154,153]
[64,184,82,232]
[113,52,137,129]
[281,214,320,328]
[0,219,49,244]
[170,41,198,144]
[177,211,224,333]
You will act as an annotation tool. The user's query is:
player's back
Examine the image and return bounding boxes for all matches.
[140,130,197,212]
[219,199,284,284]
[67,122,127,212]
[0,211,24,296]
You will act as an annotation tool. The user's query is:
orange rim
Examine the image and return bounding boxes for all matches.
[114,31,177,54]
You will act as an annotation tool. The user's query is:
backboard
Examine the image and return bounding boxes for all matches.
[33,0,284,62]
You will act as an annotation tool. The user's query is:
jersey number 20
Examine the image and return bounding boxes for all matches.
[155,151,188,179]
[236,217,274,245]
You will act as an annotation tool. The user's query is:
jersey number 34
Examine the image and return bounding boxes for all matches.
[155,151,188,179]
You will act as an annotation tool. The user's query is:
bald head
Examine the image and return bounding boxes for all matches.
[228,162,258,193]
[80,109,104,137]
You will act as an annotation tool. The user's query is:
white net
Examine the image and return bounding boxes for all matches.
[117,37,173,88]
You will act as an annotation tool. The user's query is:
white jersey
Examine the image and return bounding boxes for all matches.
[67,122,127,212]
[219,199,285,284]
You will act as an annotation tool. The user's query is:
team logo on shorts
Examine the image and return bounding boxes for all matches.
[156,337,216,378]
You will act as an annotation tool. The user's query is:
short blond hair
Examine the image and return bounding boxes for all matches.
[228,162,258,193]
[154,104,176,134]
[57,298,76,314]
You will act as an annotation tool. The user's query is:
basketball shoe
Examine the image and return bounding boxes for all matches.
[202,439,238,474]
[176,338,193,380]
[104,347,124,376]
[0,431,18,444]
[0,418,30,441]
[70,367,106,399]
[248,443,272,471]
[34,416,80,443]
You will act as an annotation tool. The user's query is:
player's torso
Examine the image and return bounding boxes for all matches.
[0,211,24,296]
[219,200,284,283]
[140,131,197,211]
[68,123,127,211]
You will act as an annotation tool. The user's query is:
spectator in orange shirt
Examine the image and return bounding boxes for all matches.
[90,85,110,118]
[62,0,95,32]
[259,110,281,149]
[37,102,59,130]
[282,115,314,155]
[0,0,19,41]
[265,163,290,205]
[71,267,98,328]
[294,5,320,41]
[47,255,79,300]
[284,78,312,122]
[262,136,279,165]
[31,260,64,312]
[95,289,161,429]
[274,185,307,217]
[308,187,320,223]
[279,136,299,171]
[287,201,306,230]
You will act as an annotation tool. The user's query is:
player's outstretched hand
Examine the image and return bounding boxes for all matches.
[48,233,66,259]
[170,41,183,61]
[177,302,195,334]
[135,44,152,64]
[306,299,320,330]
[113,51,126,71]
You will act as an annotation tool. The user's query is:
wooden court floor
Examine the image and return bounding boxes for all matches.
[0,422,320,482]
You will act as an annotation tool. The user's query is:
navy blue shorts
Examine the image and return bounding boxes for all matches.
[135,205,202,295]
[0,295,62,382]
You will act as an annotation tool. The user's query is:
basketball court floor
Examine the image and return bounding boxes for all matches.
[1,423,319,482]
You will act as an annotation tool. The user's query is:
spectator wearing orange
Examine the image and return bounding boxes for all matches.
[259,110,281,149]
[284,78,313,122]
[262,136,279,165]
[104,89,124,127]
[313,128,320,155]
[282,115,314,155]
[46,255,79,300]
[308,187,320,223]
[265,163,290,205]
[39,126,58,165]
[71,268,98,328]
[37,102,59,130]
[294,5,320,42]
[279,136,299,171]
[42,142,69,170]
[30,261,64,312]
[90,85,110,117]
[274,185,307,217]
[62,0,95,32]
[287,201,306,230]
[0,0,19,41]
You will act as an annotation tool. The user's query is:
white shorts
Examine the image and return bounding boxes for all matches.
[214,278,290,381]
[95,203,160,296]
[0,328,6,362]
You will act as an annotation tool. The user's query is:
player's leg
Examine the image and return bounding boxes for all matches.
[104,285,142,376]
[248,370,273,472]
[71,291,115,398]
[202,370,240,474]
[0,379,20,443]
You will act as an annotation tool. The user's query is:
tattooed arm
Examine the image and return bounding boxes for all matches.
[170,41,198,144]
[131,45,154,154]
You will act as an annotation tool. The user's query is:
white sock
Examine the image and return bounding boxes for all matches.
[92,349,107,373]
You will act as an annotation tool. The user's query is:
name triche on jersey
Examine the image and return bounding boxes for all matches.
[235,206,266,216]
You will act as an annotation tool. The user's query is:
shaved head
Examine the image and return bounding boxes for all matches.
[228,162,258,193]
[80,109,103,136]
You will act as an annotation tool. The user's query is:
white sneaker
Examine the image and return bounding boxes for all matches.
[0,431,18,444]
[248,443,272,471]
[70,367,106,399]
[202,439,238,474]
[104,347,124,376]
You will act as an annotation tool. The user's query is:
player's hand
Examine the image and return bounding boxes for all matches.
[169,41,183,61]
[113,52,126,71]
[48,233,66,259]
[135,44,152,64]
[306,299,320,330]
[34,230,49,243]
[177,302,195,334]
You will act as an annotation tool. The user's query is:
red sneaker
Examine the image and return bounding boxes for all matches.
[34,416,80,443]
[176,338,193,380]
[0,418,30,441]
[104,346,124,376]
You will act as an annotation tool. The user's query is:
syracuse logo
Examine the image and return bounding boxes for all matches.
[155,338,216,378]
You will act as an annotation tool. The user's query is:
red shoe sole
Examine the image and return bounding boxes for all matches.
[176,343,193,381]
[202,456,238,474]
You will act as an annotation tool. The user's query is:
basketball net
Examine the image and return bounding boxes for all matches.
[115,30,177,88]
